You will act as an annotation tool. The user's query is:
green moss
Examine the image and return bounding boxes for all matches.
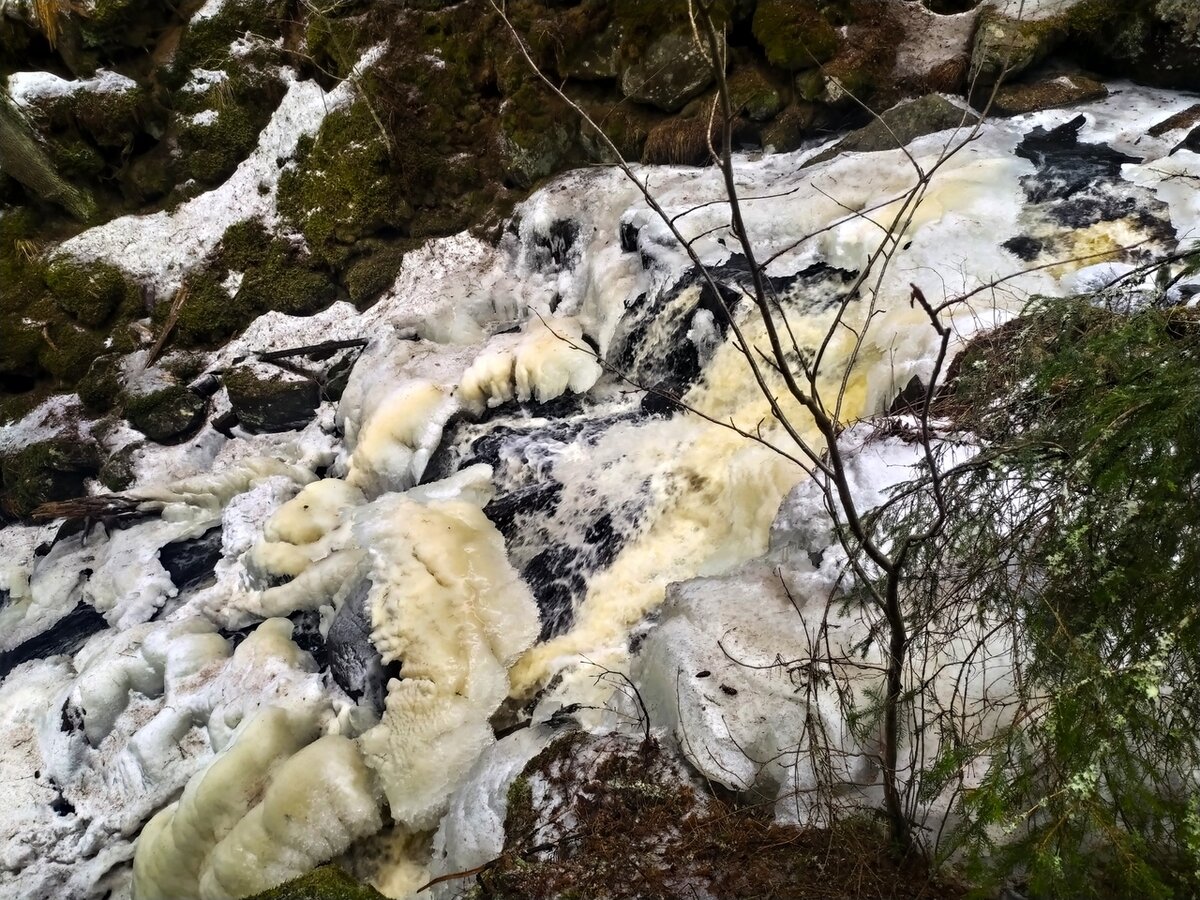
[752,0,840,71]
[43,258,139,328]
[174,221,334,347]
[1,437,101,518]
[38,320,106,383]
[0,314,43,377]
[345,244,407,309]
[177,103,261,186]
[0,208,47,316]
[76,354,123,414]
[173,272,254,347]
[246,866,386,899]
[51,138,106,180]
[123,384,207,442]
[276,99,411,264]
[177,0,293,69]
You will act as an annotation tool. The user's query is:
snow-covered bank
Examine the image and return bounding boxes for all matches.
[2,81,1200,898]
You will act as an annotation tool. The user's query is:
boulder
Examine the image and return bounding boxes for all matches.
[620,30,714,112]
[223,364,321,434]
[125,386,208,444]
[970,8,1067,87]
[806,94,979,166]
[990,73,1108,116]
[0,436,102,518]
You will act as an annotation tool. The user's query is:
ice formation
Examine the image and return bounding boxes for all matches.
[457,316,602,415]
[2,81,1199,899]
[356,490,540,829]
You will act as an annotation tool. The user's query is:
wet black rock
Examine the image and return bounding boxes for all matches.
[224,366,321,433]
[0,602,108,680]
[159,527,223,591]
[326,579,389,713]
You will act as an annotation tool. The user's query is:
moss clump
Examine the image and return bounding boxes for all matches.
[43,257,140,328]
[728,64,787,122]
[78,0,175,51]
[1,437,102,519]
[752,0,840,71]
[173,221,335,347]
[277,100,411,265]
[76,354,123,414]
[0,208,47,316]
[345,244,407,309]
[51,138,106,181]
[38,320,107,383]
[0,314,44,380]
[175,102,262,186]
[176,0,292,70]
[123,385,207,443]
[245,866,386,899]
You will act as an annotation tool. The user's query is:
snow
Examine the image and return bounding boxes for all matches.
[7,69,136,107]
[57,46,386,301]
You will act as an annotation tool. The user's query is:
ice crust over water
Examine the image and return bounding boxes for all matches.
[1,83,1198,897]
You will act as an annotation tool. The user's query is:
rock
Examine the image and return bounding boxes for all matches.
[971,7,1066,87]
[761,102,818,153]
[620,29,714,112]
[159,527,223,591]
[1067,0,1200,91]
[98,440,141,492]
[0,602,107,680]
[752,0,840,71]
[728,64,787,122]
[0,437,102,518]
[991,73,1108,116]
[223,364,321,434]
[326,579,389,712]
[125,386,208,444]
[807,94,979,166]
[559,22,621,81]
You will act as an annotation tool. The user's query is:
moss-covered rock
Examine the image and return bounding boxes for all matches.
[0,314,45,383]
[970,8,1067,87]
[224,365,321,433]
[98,439,141,492]
[176,0,293,70]
[345,244,407,310]
[499,81,579,187]
[752,0,840,71]
[619,29,714,112]
[172,221,335,347]
[0,436,102,519]
[124,385,207,443]
[76,353,123,414]
[760,100,818,152]
[38,319,107,383]
[991,73,1108,117]
[276,99,411,265]
[246,866,385,899]
[728,63,788,122]
[43,257,140,328]
[807,93,979,166]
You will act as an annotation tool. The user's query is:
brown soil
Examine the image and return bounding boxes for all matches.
[477,733,966,900]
